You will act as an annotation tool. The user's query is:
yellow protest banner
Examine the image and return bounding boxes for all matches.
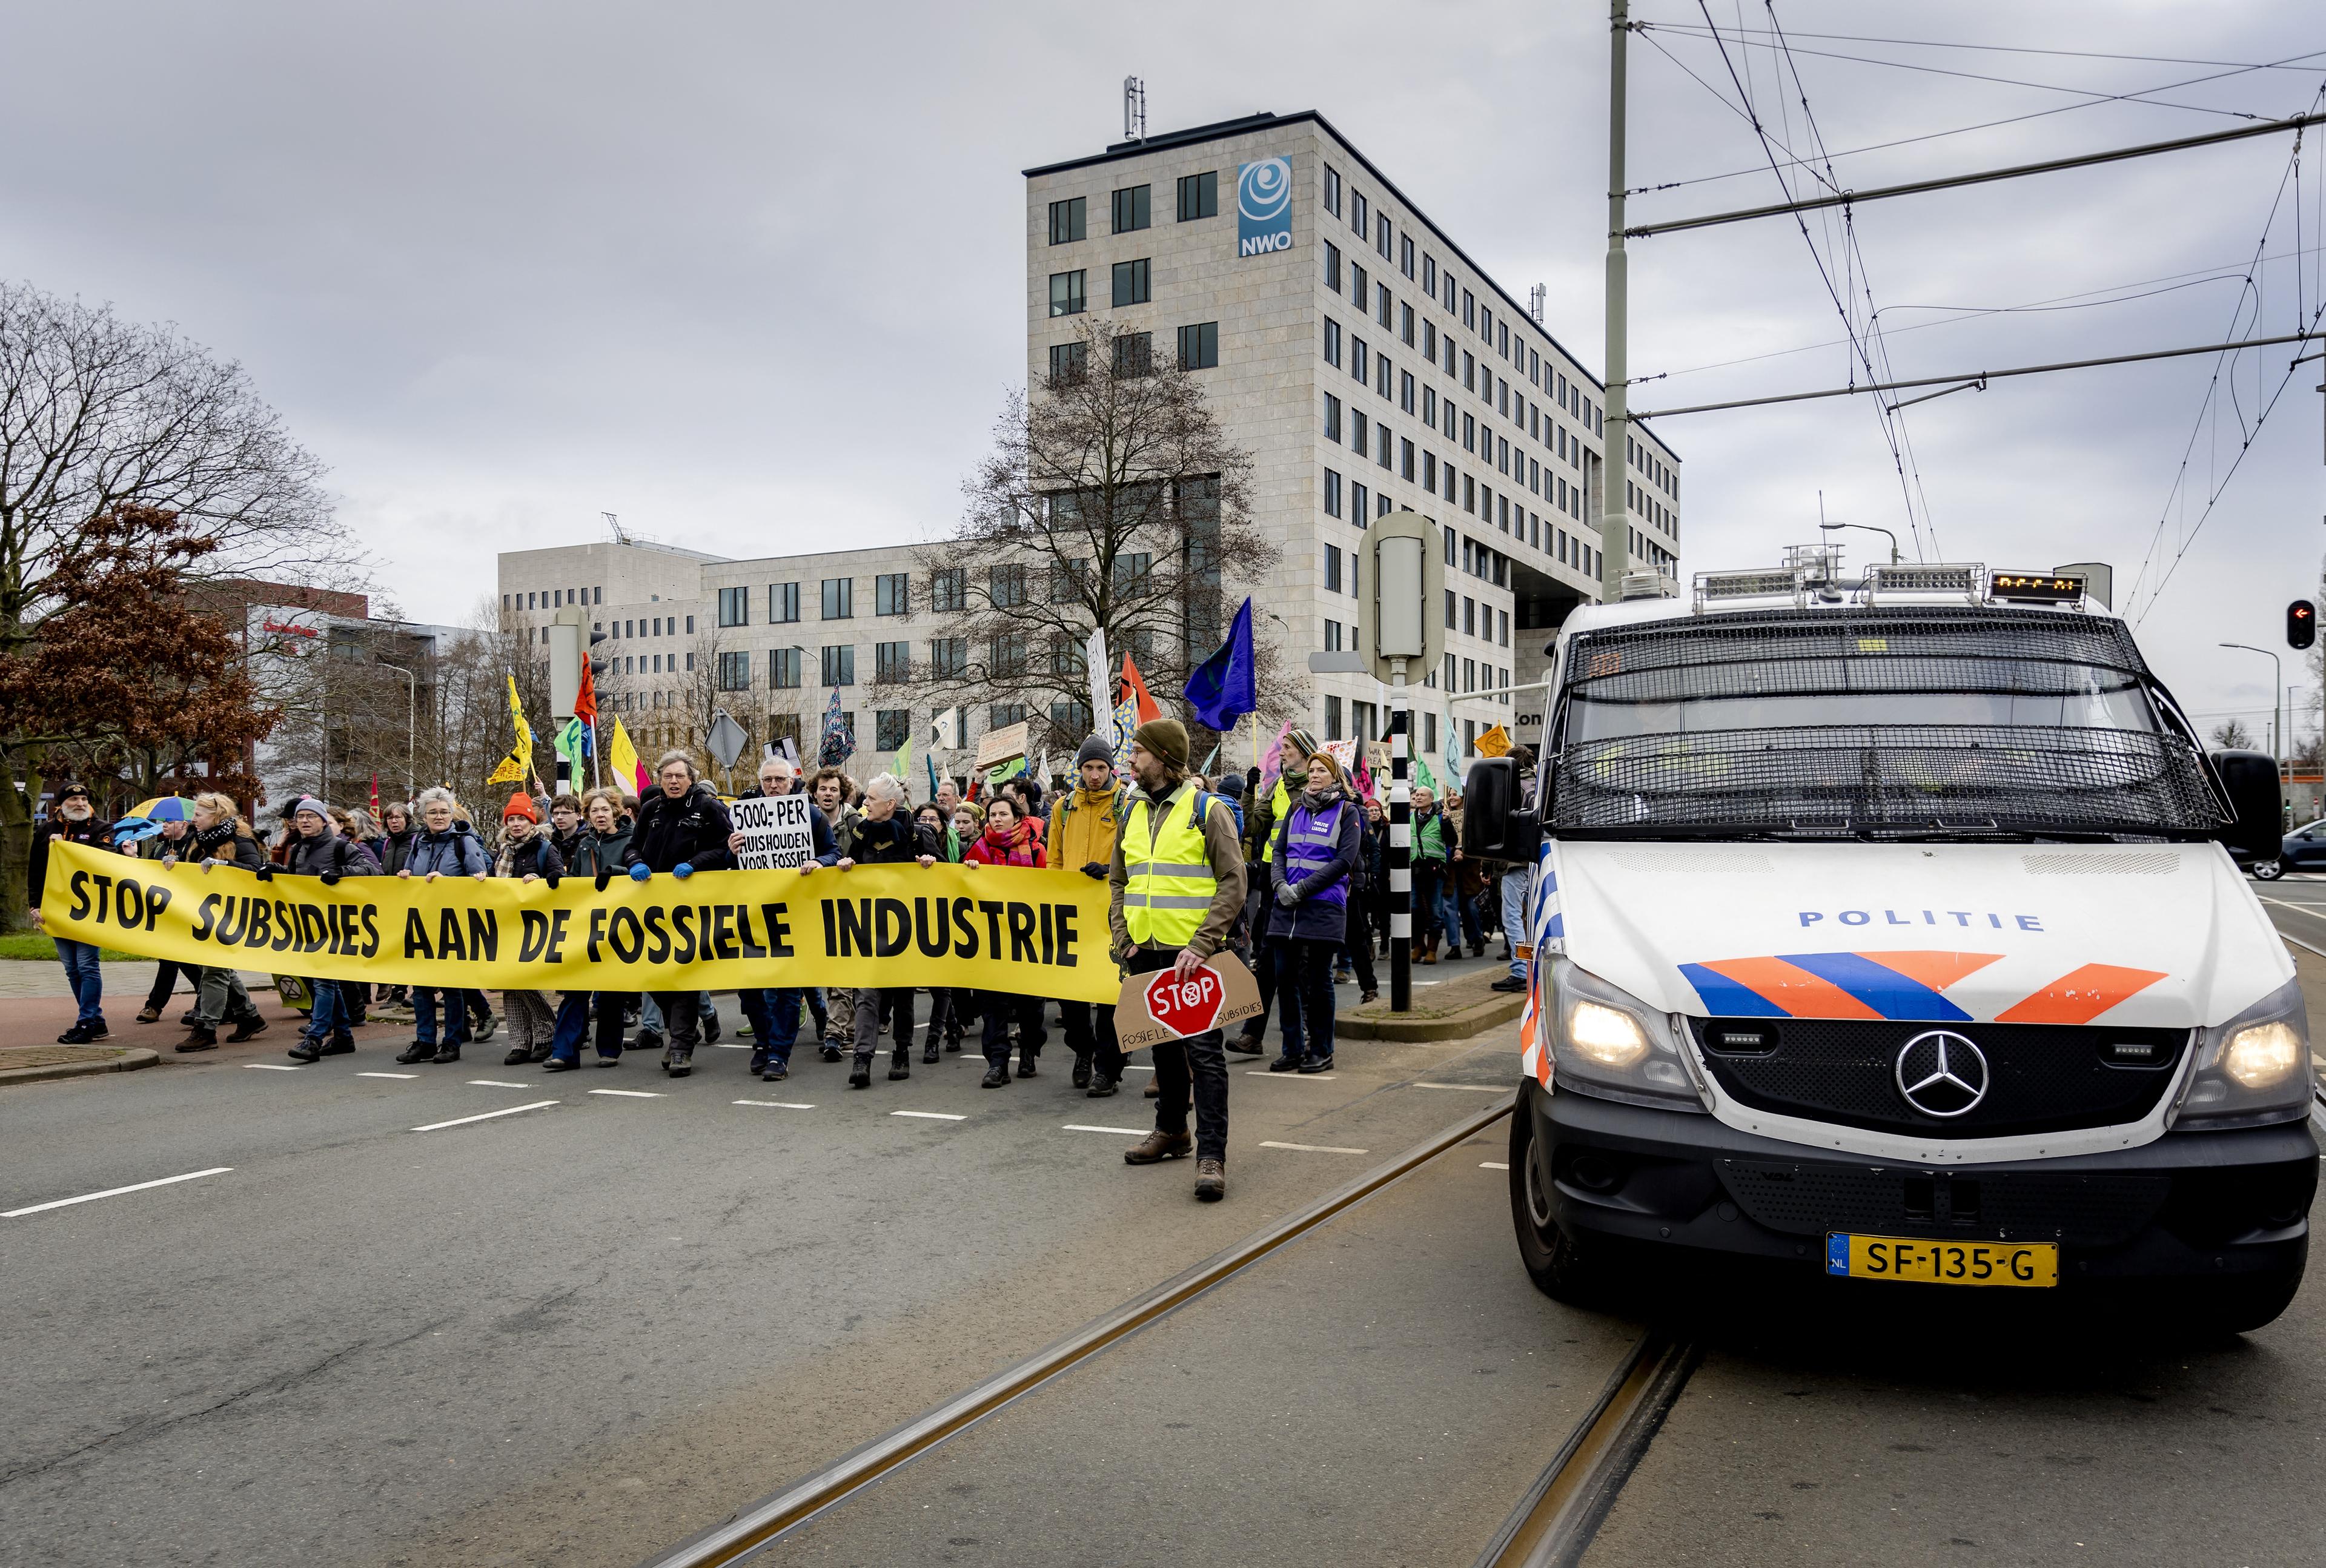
[39,841,1119,1002]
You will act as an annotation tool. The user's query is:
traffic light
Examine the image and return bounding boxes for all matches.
[2289,600,2316,650]
[589,627,610,678]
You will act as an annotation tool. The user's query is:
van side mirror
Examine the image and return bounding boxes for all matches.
[2208,750,2282,861]
[1460,758,1542,861]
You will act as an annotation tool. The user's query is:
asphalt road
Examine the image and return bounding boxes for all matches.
[0,959,1534,1568]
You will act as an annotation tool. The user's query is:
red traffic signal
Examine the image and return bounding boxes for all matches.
[2290,600,2318,651]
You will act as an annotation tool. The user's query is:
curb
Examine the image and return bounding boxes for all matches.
[1338,990,1524,1042]
[0,1048,162,1085]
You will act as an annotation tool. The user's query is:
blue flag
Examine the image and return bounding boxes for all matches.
[1182,598,1257,731]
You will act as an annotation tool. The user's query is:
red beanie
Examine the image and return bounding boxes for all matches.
[503,792,538,822]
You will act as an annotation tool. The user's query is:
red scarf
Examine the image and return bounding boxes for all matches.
[972,816,1040,867]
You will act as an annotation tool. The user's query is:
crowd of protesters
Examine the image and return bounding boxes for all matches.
[22,731,1532,1204]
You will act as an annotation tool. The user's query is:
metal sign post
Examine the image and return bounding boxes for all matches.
[1359,511,1446,1013]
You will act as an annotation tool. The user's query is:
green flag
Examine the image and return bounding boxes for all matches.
[891,731,912,780]
[554,717,586,767]
[1414,756,1437,791]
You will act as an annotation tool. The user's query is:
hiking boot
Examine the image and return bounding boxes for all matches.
[1124,1129,1191,1165]
[667,1047,692,1078]
[287,1040,322,1064]
[981,1064,1010,1088]
[922,1044,941,1065]
[136,1003,164,1025]
[944,1032,964,1053]
[176,1028,219,1053]
[1359,989,1379,1005]
[321,1037,355,1056]
[1072,1053,1092,1089]
[1226,1030,1265,1058]
[703,1013,721,1046]
[1144,1079,1160,1098]
[227,1015,268,1043]
[528,1044,552,1063]
[1194,1158,1227,1202]
[1085,1074,1119,1098]
[888,1051,910,1082]
[631,1028,663,1056]
[431,1045,462,1064]
[1299,1054,1334,1074]
[396,1042,434,1065]
[471,1011,498,1042]
[848,1064,872,1089]
[1267,1054,1304,1073]
[503,1046,532,1067]
[1016,1053,1037,1078]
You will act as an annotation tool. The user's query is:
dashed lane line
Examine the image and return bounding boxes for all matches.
[466,1079,532,1088]
[5,1166,233,1219]
[735,1100,816,1109]
[356,1072,419,1080]
[1259,1140,1369,1155]
[411,1100,560,1133]
[244,1063,302,1071]
[590,1088,664,1098]
[1480,1161,1511,1170]
[1414,1082,1506,1093]
[1244,1071,1335,1080]
[1063,1124,1145,1135]
[891,1110,967,1122]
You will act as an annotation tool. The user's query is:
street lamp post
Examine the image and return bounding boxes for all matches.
[2219,643,2282,770]
[376,660,417,802]
[1819,521,1901,564]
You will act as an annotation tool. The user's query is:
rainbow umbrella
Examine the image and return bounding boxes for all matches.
[131,796,195,822]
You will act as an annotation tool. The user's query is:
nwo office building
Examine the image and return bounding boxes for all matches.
[498,110,1681,773]
[1025,109,1681,761]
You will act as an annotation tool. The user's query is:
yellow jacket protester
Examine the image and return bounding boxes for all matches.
[39,840,1121,1002]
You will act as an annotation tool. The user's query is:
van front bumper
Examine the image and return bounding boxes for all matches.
[1536,1083,2317,1282]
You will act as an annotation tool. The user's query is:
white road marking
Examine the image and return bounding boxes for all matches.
[411,1100,558,1133]
[2259,895,2326,924]
[5,1166,233,1218]
[1244,1071,1334,1080]
[589,1088,663,1098]
[1480,1161,1511,1171]
[1063,1124,1145,1135]
[709,1043,752,1050]
[1122,1064,1154,1073]
[356,1071,419,1080]
[245,1063,302,1071]
[466,1079,531,1088]
[1414,1082,1505,1093]
[892,1110,967,1122]
[735,1099,815,1109]
[1259,1140,1368,1155]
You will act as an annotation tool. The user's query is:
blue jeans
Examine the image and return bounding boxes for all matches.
[304,978,352,1044]
[548,991,628,1062]
[1437,882,1476,951]
[1501,868,1529,979]
[741,988,803,1065]
[55,938,103,1026]
[414,987,472,1048]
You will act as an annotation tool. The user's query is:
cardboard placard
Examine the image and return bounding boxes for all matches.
[729,792,817,870]
[975,720,1029,770]
[1113,950,1263,1051]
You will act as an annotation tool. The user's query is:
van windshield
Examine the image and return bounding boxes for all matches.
[1547,606,2227,840]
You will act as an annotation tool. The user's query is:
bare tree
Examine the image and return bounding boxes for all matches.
[0,280,351,924]
[2210,718,2256,751]
[935,317,1283,757]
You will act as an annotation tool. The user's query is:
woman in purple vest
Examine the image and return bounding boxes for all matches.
[1265,749,1365,1075]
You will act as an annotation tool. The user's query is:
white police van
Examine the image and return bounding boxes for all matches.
[1461,555,2318,1332]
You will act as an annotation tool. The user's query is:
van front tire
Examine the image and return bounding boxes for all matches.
[1509,1093,1607,1305]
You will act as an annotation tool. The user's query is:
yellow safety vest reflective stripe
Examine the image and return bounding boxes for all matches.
[1122,784,1218,947]
[1261,776,1291,863]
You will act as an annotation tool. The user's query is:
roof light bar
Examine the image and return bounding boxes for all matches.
[1864,563,1985,605]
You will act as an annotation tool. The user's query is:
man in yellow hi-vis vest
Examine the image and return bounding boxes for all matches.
[1109,717,1248,1202]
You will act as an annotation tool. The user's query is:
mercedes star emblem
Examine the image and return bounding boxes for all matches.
[1894,1030,1990,1119]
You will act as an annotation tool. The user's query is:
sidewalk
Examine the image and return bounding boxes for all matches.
[0,960,306,1073]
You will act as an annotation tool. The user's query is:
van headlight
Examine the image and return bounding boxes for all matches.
[2173,976,2314,1131]
[1550,959,1707,1112]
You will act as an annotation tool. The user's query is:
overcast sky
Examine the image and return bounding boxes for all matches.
[5,1,2322,743]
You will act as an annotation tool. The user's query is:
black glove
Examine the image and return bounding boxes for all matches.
[543,872,560,891]
[319,870,340,887]
[1080,861,1107,880]
[254,865,274,882]
[595,869,613,893]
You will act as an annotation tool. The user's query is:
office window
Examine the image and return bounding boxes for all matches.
[1463,597,1476,637]
[1425,712,1438,753]
[684,616,694,633]
[1112,331,1152,377]
[1324,467,1343,518]
[1482,305,1494,344]
[1049,270,1086,316]
[1352,190,1369,235]
[1376,211,1392,259]
[1376,353,1391,399]
[1049,196,1085,245]
[931,637,967,678]
[1400,302,1415,346]
[821,578,852,619]
[1499,322,1511,358]
[769,647,801,689]
[1445,587,1457,629]
[1048,558,1085,603]
[1176,320,1218,369]
[1351,337,1368,385]
[767,582,799,624]
[1462,412,1475,453]
[1377,423,1392,470]
[717,650,750,690]
[930,567,966,613]
[990,563,1029,608]
[1500,609,1511,647]
[1048,340,1087,385]
[1400,369,1416,413]
[820,644,855,687]
[1325,543,1342,594]
[1351,480,1369,520]
[870,709,909,752]
[1049,698,1093,737]
[989,701,1027,731]
[1111,184,1150,233]
[1324,164,1341,217]
[717,585,749,627]
[1176,170,1218,220]
[1462,288,1476,329]
[1400,232,1415,278]
[1111,257,1150,307]
[873,572,909,617]
[1325,621,1343,652]
[1402,437,1416,480]
[1112,551,1153,598]
[1376,281,1391,328]
[1423,451,1436,492]
[1351,261,1367,306]
[1443,271,1457,313]
[1463,351,1475,391]
[875,640,910,683]
[1322,317,1341,369]
[1422,254,1437,294]
[990,632,1028,678]
[1049,633,1087,680]
[1324,241,1340,291]
[1324,392,1342,443]
[1351,409,1368,454]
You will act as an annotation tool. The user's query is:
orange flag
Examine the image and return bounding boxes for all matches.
[574,655,599,727]
[1119,653,1161,723]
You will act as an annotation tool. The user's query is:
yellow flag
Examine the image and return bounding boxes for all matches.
[486,752,525,786]
[607,717,642,793]
[506,675,534,777]
[1476,724,1511,758]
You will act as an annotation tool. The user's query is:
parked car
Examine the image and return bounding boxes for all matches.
[2251,819,2326,880]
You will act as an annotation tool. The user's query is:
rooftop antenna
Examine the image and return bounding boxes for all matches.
[1528,283,1546,323]
[1124,76,1145,142]
[604,511,629,544]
